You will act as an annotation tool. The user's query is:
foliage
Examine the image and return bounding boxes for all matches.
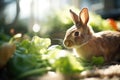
[89,12,114,32]
[39,8,73,38]
[91,56,104,65]
[52,53,84,74]
[0,32,10,45]
[46,45,84,74]
[7,36,51,79]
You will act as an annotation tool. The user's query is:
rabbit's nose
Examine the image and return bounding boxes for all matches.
[64,40,73,48]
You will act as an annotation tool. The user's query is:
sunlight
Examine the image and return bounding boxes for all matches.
[19,0,50,19]
[19,0,32,18]
[32,24,40,32]
[13,33,22,38]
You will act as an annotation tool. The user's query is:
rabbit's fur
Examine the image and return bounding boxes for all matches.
[63,8,120,62]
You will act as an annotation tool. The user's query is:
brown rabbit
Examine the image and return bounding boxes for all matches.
[63,8,120,62]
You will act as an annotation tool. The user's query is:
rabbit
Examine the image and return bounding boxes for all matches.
[63,8,120,62]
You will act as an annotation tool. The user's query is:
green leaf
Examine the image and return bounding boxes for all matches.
[52,53,84,74]
[91,56,104,65]
[32,36,51,48]
[7,36,52,79]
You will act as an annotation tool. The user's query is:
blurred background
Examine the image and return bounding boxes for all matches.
[0,0,120,45]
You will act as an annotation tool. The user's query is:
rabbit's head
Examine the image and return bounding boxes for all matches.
[63,8,94,48]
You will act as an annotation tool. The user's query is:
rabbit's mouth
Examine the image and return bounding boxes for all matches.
[64,40,74,48]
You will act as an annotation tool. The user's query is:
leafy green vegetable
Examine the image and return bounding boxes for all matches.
[46,45,84,74]
[52,54,84,74]
[7,36,51,79]
[91,56,104,65]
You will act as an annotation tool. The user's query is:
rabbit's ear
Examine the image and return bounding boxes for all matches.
[70,9,80,27]
[79,8,89,25]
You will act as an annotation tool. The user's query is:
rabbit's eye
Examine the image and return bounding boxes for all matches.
[74,31,79,36]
